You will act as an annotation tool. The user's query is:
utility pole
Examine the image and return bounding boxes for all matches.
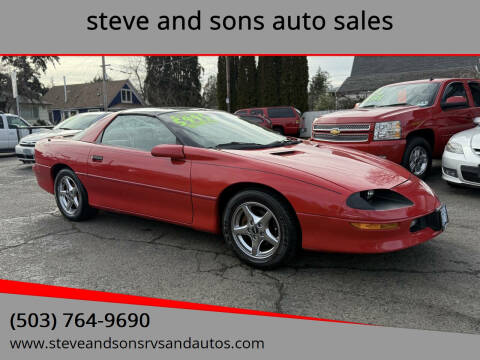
[11,71,20,115]
[101,56,108,111]
[225,57,231,113]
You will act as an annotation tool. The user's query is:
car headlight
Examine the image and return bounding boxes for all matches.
[445,140,464,154]
[373,121,401,140]
[347,189,413,210]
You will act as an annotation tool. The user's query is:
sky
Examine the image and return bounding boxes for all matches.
[41,56,354,90]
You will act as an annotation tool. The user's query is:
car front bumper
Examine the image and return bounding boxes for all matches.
[15,144,36,162]
[298,210,444,253]
[442,150,480,187]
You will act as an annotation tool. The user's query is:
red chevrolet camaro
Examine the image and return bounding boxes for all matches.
[33,108,448,268]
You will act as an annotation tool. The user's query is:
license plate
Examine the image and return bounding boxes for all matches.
[439,204,449,230]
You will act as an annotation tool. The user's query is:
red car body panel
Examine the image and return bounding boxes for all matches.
[33,111,443,254]
[235,106,300,136]
[311,79,480,162]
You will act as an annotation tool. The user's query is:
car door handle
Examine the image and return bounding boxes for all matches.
[92,155,103,162]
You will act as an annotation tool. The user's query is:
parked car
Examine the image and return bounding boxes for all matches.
[15,112,110,163]
[0,113,36,152]
[311,79,480,178]
[33,108,447,268]
[442,117,480,187]
[238,114,272,129]
[235,106,301,135]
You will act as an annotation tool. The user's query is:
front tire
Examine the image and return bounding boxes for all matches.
[222,189,299,269]
[401,137,432,179]
[54,168,97,221]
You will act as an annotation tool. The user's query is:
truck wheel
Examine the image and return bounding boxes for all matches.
[273,126,284,135]
[401,137,432,179]
[222,189,298,269]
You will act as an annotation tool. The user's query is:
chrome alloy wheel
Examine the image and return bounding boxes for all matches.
[57,176,80,216]
[231,202,281,260]
[409,146,428,176]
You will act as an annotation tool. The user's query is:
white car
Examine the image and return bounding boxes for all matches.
[442,117,480,187]
[0,113,36,152]
[15,112,110,163]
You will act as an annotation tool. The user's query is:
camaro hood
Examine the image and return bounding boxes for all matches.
[21,129,81,143]
[315,106,419,124]
[226,143,412,191]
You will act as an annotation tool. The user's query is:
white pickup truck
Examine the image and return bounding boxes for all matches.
[0,112,47,152]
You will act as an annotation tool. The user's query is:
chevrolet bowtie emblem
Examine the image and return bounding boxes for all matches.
[330,128,341,135]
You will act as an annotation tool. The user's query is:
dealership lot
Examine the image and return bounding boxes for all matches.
[0,155,479,334]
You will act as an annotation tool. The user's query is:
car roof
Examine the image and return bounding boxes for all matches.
[384,78,479,86]
[118,107,216,116]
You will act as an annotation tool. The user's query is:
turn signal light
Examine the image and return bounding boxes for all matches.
[351,222,400,230]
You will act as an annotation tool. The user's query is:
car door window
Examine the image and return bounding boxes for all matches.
[101,115,177,152]
[468,82,480,107]
[0,117,4,129]
[442,82,468,104]
[7,116,29,129]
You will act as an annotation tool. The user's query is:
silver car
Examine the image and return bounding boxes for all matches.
[15,112,110,163]
[442,117,480,187]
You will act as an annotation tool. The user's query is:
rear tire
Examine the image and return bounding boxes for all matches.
[54,168,97,221]
[401,137,432,179]
[222,189,299,269]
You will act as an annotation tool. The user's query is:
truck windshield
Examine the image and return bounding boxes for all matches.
[359,82,440,108]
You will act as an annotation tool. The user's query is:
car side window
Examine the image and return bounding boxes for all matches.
[7,116,28,129]
[101,115,177,152]
[442,82,467,103]
[468,82,480,107]
[250,109,263,115]
[0,117,4,129]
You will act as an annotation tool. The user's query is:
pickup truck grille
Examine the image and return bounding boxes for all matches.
[313,133,369,142]
[312,123,371,143]
[313,123,371,132]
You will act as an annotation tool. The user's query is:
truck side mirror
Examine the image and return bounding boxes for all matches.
[474,117,480,125]
[442,96,468,109]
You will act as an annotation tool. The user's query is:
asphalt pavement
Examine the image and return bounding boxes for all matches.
[0,156,479,334]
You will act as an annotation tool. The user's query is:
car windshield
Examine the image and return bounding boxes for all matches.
[161,111,299,149]
[54,113,107,130]
[359,82,440,108]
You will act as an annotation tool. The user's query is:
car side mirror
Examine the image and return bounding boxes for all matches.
[151,144,185,160]
[442,96,468,108]
[474,117,480,125]
[354,103,360,108]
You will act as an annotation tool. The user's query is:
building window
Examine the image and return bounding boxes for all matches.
[121,88,133,103]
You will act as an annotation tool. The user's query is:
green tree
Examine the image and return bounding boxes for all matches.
[144,56,203,107]
[257,56,281,106]
[257,56,308,112]
[202,74,218,108]
[0,56,59,113]
[237,56,257,109]
[309,68,336,110]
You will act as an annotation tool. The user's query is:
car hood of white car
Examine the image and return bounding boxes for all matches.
[20,129,81,144]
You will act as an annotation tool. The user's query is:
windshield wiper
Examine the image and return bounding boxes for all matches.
[215,142,265,149]
[359,105,377,108]
[265,139,302,148]
[58,127,72,130]
[378,103,412,107]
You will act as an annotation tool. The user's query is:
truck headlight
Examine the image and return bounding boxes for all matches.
[374,121,401,140]
[445,140,464,154]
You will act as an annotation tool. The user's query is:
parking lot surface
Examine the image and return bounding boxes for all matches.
[0,156,479,334]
